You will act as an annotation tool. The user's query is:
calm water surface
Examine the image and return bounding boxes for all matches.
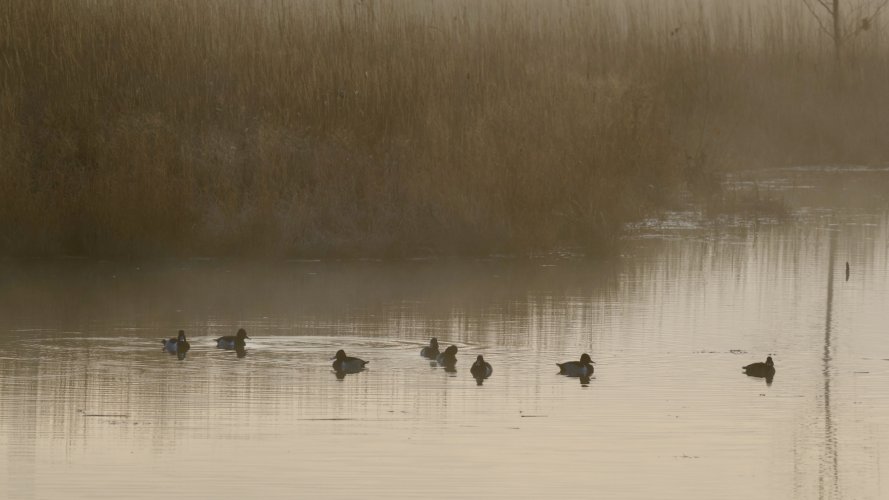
[2,168,889,499]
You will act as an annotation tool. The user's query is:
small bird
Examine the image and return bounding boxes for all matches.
[215,328,250,349]
[557,353,595,377]
[437,345,458,366]
[742,356,775,378]
[470,355,493,379]
[332,349,369,373]
[162,330,190,354]
[420,338,440,359]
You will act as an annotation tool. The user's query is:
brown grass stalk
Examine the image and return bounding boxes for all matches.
[1,0,887,257]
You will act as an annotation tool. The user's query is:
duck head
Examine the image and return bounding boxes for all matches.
[333,349,347,361]
[236,328,250,340]
[429,338,439,349]
[177,330,187,342]
[445,345,458,356]
[476,355,485,363]
[766,356,774,367]
[580,353,593,364]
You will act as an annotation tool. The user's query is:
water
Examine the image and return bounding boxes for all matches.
[2,168,889,499]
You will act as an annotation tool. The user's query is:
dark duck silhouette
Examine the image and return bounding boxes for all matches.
[215,328,250,349]
[557,353,595,377]
[162,330,190,355]
[332,349,369,373]
[742,356,775,379]
[437,345,458,367]
[470,355,493,380]
[420,338,440,359]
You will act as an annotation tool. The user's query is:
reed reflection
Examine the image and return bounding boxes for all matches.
[0,170,886,499]
[820,228,839,499]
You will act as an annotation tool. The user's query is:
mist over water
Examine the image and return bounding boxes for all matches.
[1,168,888,499]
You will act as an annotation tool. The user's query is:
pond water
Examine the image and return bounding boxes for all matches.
[2,168,889,499]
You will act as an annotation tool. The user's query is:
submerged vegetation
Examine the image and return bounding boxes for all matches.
[1,1,888,257]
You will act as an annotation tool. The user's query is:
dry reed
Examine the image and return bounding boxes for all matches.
[1,0,888,257]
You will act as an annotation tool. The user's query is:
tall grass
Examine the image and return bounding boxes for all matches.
[1,1,888,257]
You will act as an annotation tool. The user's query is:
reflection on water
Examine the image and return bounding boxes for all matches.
[1,169,889,499]
[820,228,839,499]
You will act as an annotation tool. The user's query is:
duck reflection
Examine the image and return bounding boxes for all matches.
[579,375,592,387]
[235,346,247,359]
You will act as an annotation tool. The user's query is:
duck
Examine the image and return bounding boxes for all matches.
[557,353,595,377]
[420,338,440,359]
[162,330,190,354]
[332,349,369,373]
[215,328,250,349]
[742,356,775,378]
[470,355,493,379]
[437,345,458,366]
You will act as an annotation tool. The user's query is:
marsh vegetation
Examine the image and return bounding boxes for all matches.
[2,0,888,257]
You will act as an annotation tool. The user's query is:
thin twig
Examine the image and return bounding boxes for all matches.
[803,0,837,40]
[844,0,889,41]
[815,0,834,15]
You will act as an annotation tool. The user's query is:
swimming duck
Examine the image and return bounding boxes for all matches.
[420,338,440,359]
[437,345,458,366]
[215,328,250,349]
[742,356,775,378]
[332,349,369,373]
[557,353,595,377]
[470,355,493,379]
[162,330,190,354]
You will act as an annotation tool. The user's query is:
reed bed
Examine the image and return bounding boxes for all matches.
[1,0,888,257]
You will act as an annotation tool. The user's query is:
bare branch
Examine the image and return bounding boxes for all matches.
[870,0,889,20]
[815,0,834,15]
[848,2,868,20]
[843,0,889,41]
[802,0,837,40]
